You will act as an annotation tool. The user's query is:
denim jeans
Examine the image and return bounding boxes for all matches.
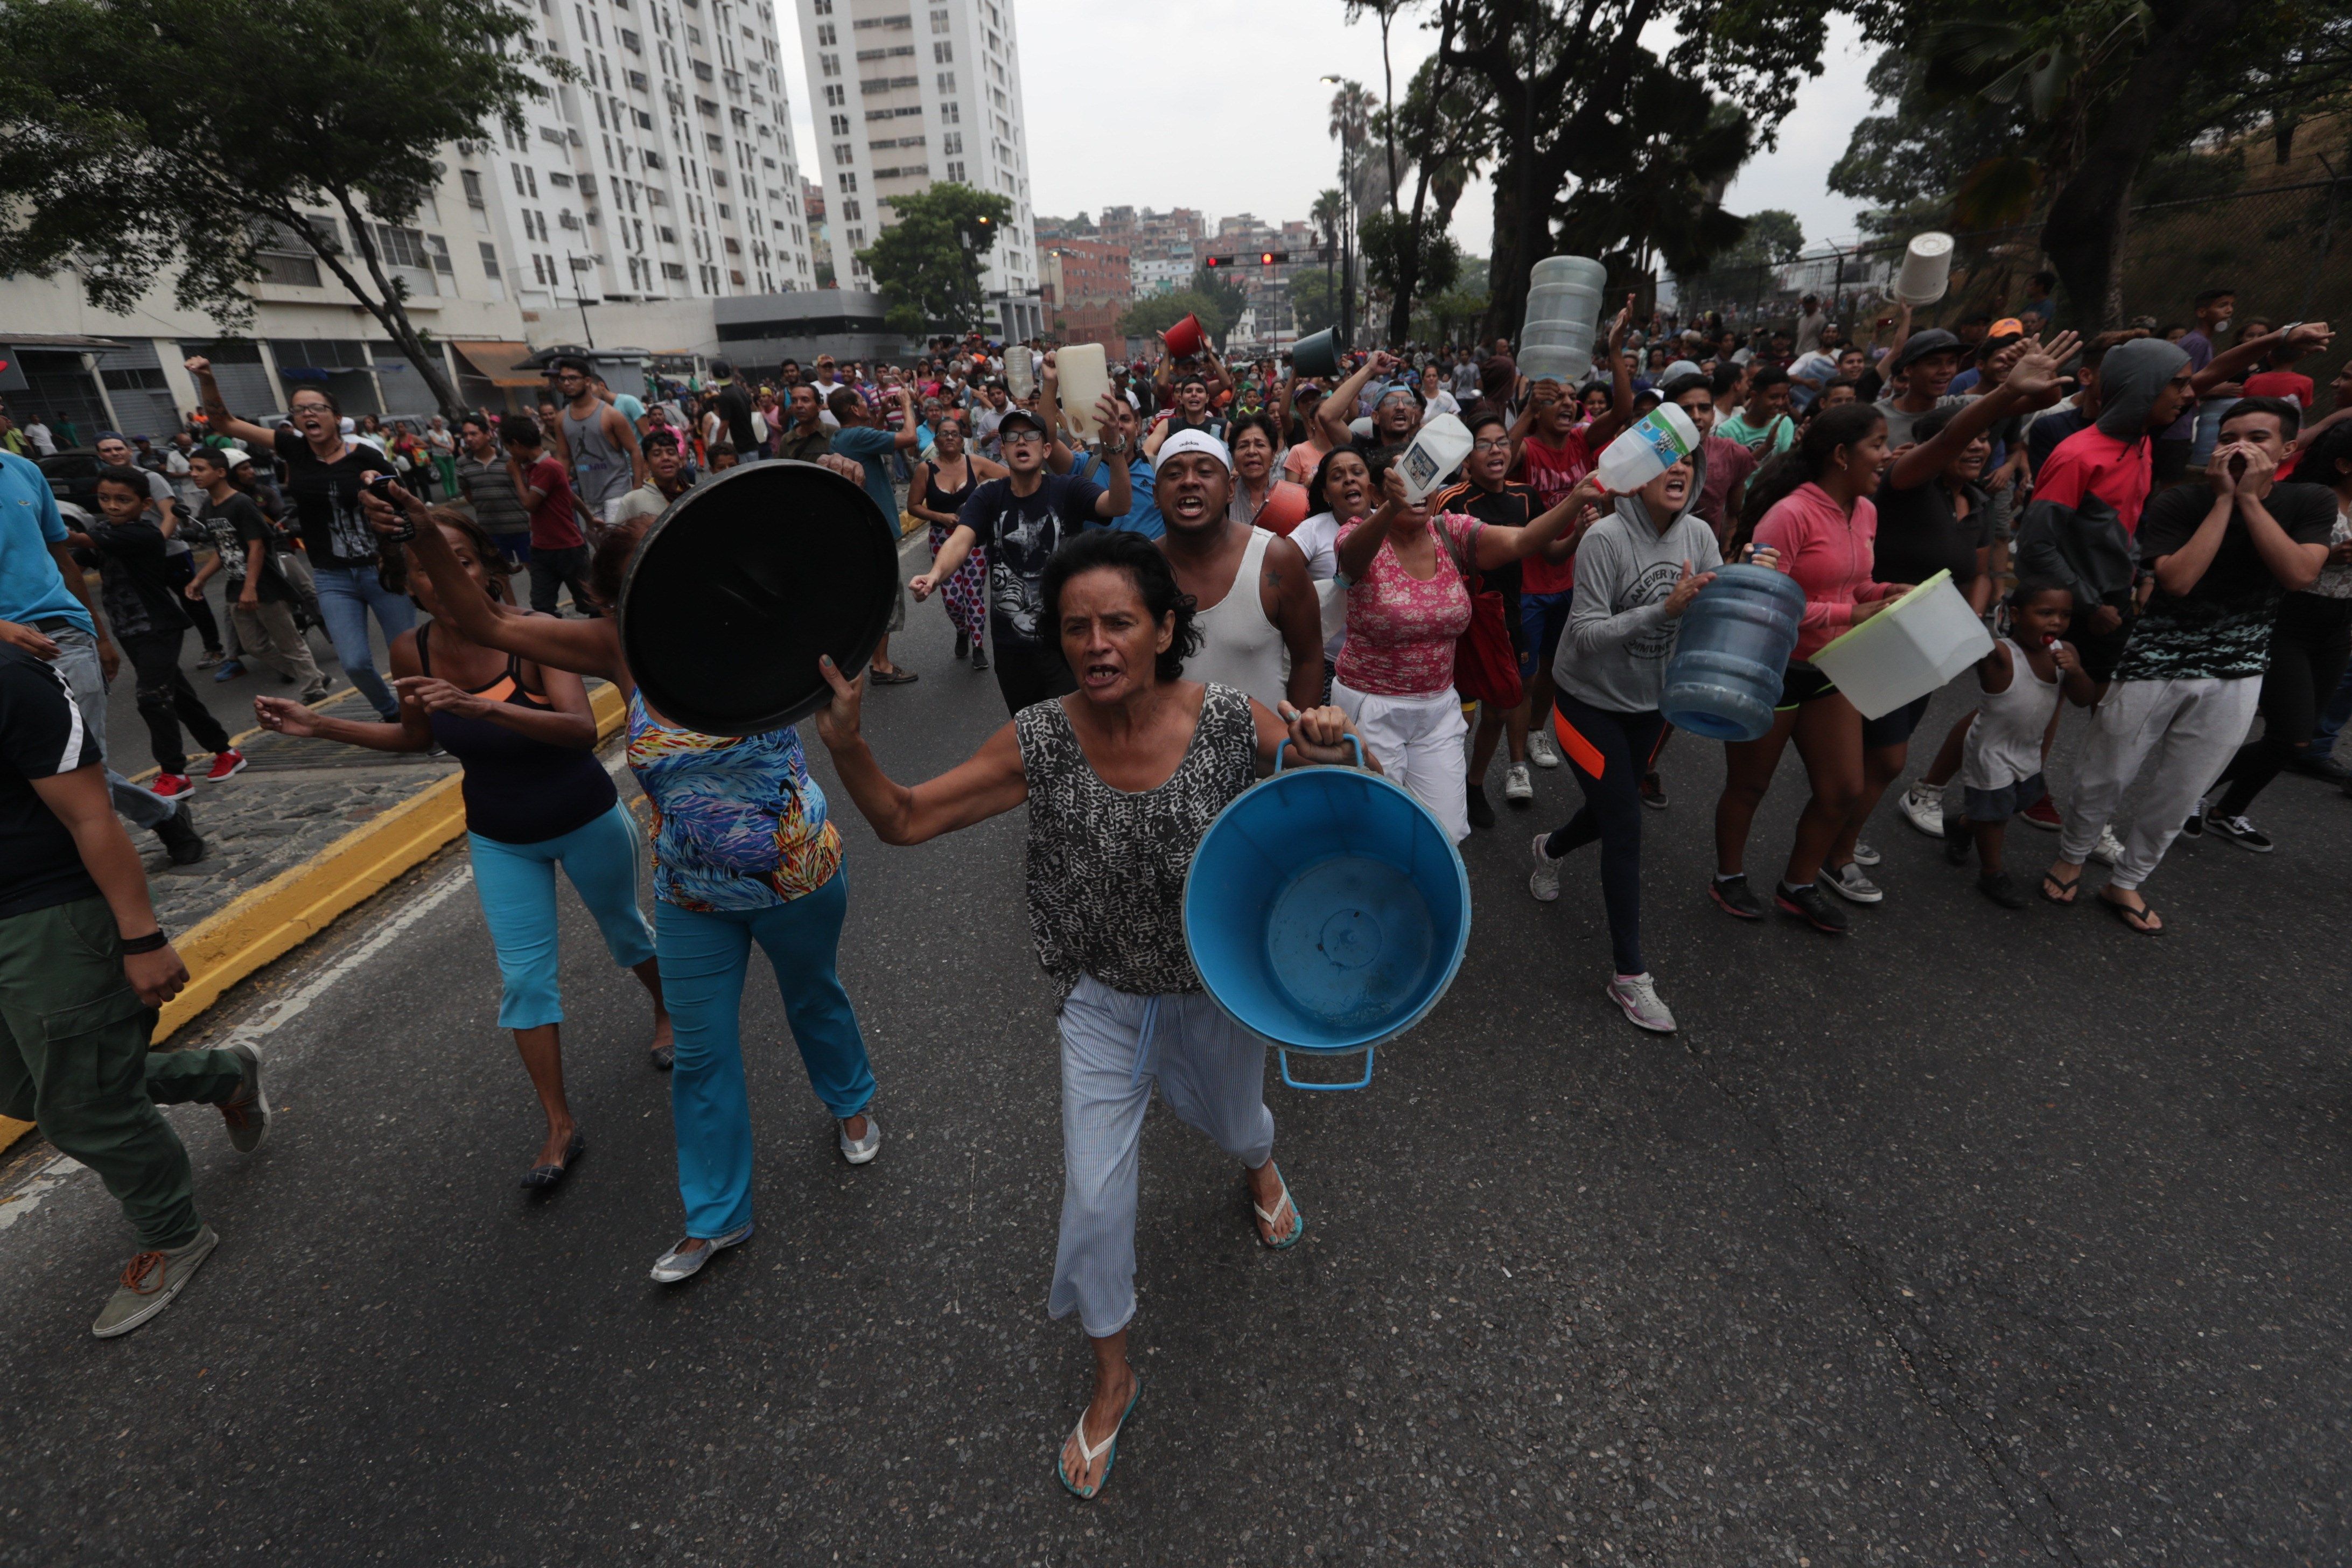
[2307,660,2352,759]
[47,623,179,830]
[310,562,417,719]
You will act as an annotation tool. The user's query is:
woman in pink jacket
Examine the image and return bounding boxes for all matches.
[1710,403,1908,934]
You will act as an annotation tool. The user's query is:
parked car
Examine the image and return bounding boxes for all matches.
[38,449,104,512]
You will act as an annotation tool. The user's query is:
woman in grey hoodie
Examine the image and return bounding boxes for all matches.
[1525,456,1732,1034]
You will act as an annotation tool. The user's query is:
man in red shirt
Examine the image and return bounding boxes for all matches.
[1509,302,1634,769]
[502,414,596,617]
[2033,337,2194,537]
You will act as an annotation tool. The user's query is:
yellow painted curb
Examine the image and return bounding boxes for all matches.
[0,683,627,1160]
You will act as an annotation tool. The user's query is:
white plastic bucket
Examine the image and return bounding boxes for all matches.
[1392,411,1473,503]
[1055,342,1109,442]
[1593,403,1700,492]
[1808,569,1992,718]
[1894,233,1956,307]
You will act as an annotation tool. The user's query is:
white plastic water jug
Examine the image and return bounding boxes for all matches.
[1393,411,1473,503]
[1055,342,1108,442]
[1593,404,1700,493]
[1004,345,1035,399]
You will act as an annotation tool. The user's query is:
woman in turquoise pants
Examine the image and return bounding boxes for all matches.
[366,472,880,1285]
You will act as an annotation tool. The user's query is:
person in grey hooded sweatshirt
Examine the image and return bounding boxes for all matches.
[1526,453,1762,1034]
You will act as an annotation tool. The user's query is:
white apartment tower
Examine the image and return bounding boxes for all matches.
[795,0,1042,340]
[471,0,818,311]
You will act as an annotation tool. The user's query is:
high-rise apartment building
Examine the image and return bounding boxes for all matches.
[794,0,1042,340]
[477,0,817,311]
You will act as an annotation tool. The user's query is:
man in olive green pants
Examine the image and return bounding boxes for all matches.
[0,642,267,1336]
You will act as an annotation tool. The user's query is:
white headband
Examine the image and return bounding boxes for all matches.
[1156,429,1233,470]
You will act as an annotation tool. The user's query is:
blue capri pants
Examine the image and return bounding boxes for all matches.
[467,802,657,1030]
[655,867,875,1240]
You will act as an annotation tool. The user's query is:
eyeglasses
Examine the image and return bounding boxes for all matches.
[1469,437,1511,453]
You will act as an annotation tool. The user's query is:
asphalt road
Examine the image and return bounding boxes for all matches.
[6,547,2351,1565]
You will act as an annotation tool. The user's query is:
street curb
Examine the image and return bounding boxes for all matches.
[0,683,628,1158]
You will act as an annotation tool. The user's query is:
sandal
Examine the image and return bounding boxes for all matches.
[1251,1163,1306,1251]
[867,666,919,685]
[1055,1371,1141,1501]
[2039,868,2080,905]
[520,1129,585,1191]
[2099,890,2165,935]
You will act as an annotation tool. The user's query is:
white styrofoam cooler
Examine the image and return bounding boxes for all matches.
[1808,570,1992,719]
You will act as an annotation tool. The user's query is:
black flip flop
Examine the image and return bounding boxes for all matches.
[521,1130,586,1190]
[649,1042,675,1072]
[2039,869,2080,905]
[868,667,919,685]
[2098,892,2165,935]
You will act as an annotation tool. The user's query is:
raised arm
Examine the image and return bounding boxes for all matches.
[1318,352,1391,450]
[814,658,1028,842]
[1473,473,1607,569]
[1889,332,2080,490]
[2198,321,2333,394]
[182,358,281,449]
[891,388,922,451]
[1584,298,1639,450]
[1336,466,1416,580]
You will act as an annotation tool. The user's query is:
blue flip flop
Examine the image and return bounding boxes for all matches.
[1253,1163,1306,1251]
[1056,1372,1142,1501]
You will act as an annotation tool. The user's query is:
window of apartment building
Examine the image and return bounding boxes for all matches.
[460,169,485,208]
[820,52,839,76]
[815,22,835,44]
[941,131,961,154]
[941,100,959,123]
[692,58,713,80]
[824,83,845,106]
[840,198,861,220]
[944,160,964,181]
[250,220,324,287]
[619,27,640,50]
[659,225,677,242]
[933,41,951,62]
[847,227,865,247]
[829,113,850,135]
[837,171,857,192]
[628,70,648,91]
[686,23,702,41]
[936,70,956,92]
[478,242,502,278]
[929,6,948,30]
[664,262,687,278]
[832,142,852,164]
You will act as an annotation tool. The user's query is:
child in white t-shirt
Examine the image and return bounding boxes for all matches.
[1942,579,2097,906]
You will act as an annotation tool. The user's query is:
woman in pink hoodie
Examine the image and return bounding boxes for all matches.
[1710,403,1907,934]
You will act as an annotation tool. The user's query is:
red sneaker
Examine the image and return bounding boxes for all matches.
[152,773,194,799]
[2019,797,2062,830]
[204,749,248,782]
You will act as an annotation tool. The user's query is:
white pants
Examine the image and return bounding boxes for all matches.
[1332,680,1471,842]
[1049,976,1275,1340]
[2059,675,2261,890]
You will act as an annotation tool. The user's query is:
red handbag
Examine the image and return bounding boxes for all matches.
[1445,524,1523,708]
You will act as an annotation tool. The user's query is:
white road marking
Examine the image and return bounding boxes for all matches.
[0,863,478,1234]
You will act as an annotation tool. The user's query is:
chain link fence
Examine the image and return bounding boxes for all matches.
[1669,175,2352,338]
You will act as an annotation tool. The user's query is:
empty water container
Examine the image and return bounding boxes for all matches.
[1519,345,1593,384]
[1531,255,1608,292]
[1659,565,1808,741]
[1525,282,1603,322]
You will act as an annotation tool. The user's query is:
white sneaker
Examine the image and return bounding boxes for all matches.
[1503,761,1534,803]
[649,1220,754,1284]
[2091,825,2125,866]
[1527,729,1560,769]
[1606,972,1677,1034]
[1528,833,1563,902]
[1898,781,1945,838]
[838,1111,881,1165]
[1852,838,1882,868]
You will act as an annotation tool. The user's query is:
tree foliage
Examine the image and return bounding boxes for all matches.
[856,182,1014,335]
[1720,209,1805,268]
[1360,207,1462,309]
[0,0,548,415]
[1287,270,1340,339]
[1117,289,1237,347]
[1191,265,1248,328]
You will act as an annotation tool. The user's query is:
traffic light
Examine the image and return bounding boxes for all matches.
[1204,255,1233,269]
[1259,250,1290,266]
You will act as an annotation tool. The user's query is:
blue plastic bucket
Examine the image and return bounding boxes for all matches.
[1182,740,1471,1091]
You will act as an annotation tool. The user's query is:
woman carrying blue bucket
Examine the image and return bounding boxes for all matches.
[813,528,1376,1502]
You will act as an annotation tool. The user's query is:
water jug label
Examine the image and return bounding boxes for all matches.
[1642,416,1691,464]
[1400,443,1441,489]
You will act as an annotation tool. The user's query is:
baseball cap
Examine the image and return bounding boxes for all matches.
[1888,330,1963,374]
[995,407,1048,438]
[1157,429,1232,470]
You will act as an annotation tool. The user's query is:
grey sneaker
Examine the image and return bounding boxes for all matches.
[1606,972,1677,1034]
[1851,838,1882,867]
[218,1043,269,1154]
[1528,833,1563,902]
[1822,860,1884,905]
[1527,729,1560,769]
[94,1224,219,1339]
[838,1111,881,1166]
[1502,761,1534,804]
[650,1221,753,1284]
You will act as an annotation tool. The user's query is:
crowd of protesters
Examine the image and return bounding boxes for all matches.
[1,277,2344,1502]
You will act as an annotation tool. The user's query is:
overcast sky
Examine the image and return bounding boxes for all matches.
[772,2,1878,262]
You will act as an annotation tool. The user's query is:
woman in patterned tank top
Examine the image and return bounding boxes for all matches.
[814,528,1377,1502]
[369,468,885,1290]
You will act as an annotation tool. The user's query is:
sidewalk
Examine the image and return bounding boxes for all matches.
[0,681,625,1157]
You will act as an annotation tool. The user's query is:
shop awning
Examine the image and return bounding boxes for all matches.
[454,341,549,390]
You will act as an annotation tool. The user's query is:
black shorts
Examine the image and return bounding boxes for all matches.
[1958,771,2047,823]
[1861,691,1933,748]
[1774,663,1838,710]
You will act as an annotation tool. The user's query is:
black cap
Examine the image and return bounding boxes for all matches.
[1888,329,1963,375]
[996,407,1048,437]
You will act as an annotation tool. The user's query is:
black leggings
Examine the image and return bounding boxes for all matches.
[990,636,1076,716]
[2215,593,2352,816]
[1542,693,1668,976]
[122,628,232,776]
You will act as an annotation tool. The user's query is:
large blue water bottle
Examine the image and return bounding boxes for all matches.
[1660,564,1807,742]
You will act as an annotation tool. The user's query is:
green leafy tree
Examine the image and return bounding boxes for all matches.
[1360,208,1462,316]
[0,0,547,416]
[1551,71,1755,311]
[1721,208,1805,267]
[1287,270,1341,338]
[1116,288,1236,346]
[1191,266,1248,329]
[855,183,1014,335]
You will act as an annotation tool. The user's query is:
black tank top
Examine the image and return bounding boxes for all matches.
[924,457,979,521]
[418,622,619,845]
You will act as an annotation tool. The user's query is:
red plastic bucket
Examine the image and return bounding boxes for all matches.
[1164,313,1206,358]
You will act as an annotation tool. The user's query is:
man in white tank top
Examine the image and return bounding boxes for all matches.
[1150,429,1325,712]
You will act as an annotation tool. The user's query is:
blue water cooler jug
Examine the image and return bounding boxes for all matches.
[1660,564,1807,742]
